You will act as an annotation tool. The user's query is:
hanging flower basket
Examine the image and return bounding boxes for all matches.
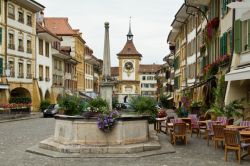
[206,17,220,41]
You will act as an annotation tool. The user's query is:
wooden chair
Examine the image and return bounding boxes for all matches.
[224,129,250,164]
[163,116,175,134]
[198,116,207,138]
[240,121,250,127]
[190,116,199,137]
[206,120,216,146]
[171,122,187,145]
[213,124,225,149]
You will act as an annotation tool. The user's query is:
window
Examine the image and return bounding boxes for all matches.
[0,58,3,76]
[0,28,2,45]
[39,65,43,81]
[39,39,43,55]
[18,38,24,52]
[27,40,32,53]
[150,84,155,88]
[45,42,49,57]
[8,4,15,19]
[9,60,15,77]
[142,76,146,80]
[18,10,24,23]
[27,14,32,26]
[45,66,49,81]
[18,62,23,78]
[147,76,153,80]
[26,63,31,78]
[8,33,15,49]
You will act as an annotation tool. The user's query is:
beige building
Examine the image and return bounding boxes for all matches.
[44,17,85,94]
[0,0,44,110]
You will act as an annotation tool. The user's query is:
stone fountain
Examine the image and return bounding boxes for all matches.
[26,22,169,157]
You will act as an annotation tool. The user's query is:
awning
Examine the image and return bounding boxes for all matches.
[225,67,250,81]
[0,84,9,90]
[227,1,250,9]
[241,10,250,21]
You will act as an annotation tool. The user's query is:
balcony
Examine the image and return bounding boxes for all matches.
[8,44,15,50]
[18,46,24,52]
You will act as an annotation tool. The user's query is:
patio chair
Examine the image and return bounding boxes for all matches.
[164,116,175,134]
[198,116,207,138]
[217,117,228,125]
[206,120,216,146]
[224,129,250,164]
[190,116,199,137]
[239,121,250,127]
[213,124,225,149]
[170,118,183,124]
[171,122,187,145]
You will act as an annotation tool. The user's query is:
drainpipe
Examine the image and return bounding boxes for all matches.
[195,13,198,85]
[4,0,7,76]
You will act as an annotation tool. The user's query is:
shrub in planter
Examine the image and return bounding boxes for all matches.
[129,96,157,123]
[89,97,109,111]
[59,95,86,115]
[39,100,51,112]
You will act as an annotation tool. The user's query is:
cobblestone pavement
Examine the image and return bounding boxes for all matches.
[0,118,250,166]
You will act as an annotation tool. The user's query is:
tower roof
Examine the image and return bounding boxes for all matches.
[117,40,142,57]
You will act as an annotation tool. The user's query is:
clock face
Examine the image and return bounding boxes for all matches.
[124,62,133,71]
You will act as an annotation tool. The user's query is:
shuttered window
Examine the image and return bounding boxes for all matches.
[234,19,242,54]
[0,58,3,76]
[0,28,2,45]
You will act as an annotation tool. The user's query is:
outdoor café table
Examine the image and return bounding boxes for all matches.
[155,117,167,133]
[239,130,250,159]
[226,125,249,130]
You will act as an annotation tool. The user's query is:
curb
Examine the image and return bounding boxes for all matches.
[0,114,42,123]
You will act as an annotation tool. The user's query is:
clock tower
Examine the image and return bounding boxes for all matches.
[117,20,142,103]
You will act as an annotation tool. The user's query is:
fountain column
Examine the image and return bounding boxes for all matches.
[100,22,114,109]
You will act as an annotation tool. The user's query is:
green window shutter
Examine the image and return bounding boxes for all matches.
[234,19,242,54]
[230,30,233,53]
[248,19,250,50]
[0,28,2,45]
[223,33,227,55]
[220,36,223,56]
[0,58,3,76]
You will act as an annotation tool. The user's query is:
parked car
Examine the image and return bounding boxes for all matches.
[43,104,60,117]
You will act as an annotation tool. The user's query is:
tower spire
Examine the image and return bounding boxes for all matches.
[127,16,133,41]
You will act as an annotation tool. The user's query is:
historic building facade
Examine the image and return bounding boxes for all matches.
[0,0,44,110]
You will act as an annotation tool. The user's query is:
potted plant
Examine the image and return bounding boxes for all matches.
[190,101,203,115]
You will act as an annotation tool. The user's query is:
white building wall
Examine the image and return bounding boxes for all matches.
[36,37,52,98]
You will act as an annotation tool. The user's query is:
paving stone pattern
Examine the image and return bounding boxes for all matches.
[0,118,249,166]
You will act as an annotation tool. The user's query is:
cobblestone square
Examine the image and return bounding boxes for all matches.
[0,118,249,166]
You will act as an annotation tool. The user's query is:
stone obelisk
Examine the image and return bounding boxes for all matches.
[100,22,114,109]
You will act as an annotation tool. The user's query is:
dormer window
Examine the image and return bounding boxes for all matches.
[8,4,15,19]
[18,10,24,23]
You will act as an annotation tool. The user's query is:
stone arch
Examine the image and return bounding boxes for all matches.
[56,94,62,102]
[10,87,31,101]
[45,90,51,101]
[39,88,43,101]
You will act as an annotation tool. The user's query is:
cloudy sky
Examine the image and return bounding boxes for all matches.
[37,0,183,66]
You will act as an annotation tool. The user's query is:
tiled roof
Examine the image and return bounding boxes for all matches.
[111,67,119,77]
[117,40,142,57]
[139,64,162,73]
[36,22,61,40]
[44,17,76,36]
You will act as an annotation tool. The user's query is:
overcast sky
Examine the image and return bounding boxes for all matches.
[37,0,183,66]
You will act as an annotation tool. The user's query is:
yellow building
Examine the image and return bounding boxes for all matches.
[0,0,44,111]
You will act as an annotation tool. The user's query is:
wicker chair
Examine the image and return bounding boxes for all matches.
[171,122,187,145]
[224,129,250,164]
[213,124,225,149]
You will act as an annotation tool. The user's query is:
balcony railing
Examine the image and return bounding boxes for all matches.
[8,44,15,50]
